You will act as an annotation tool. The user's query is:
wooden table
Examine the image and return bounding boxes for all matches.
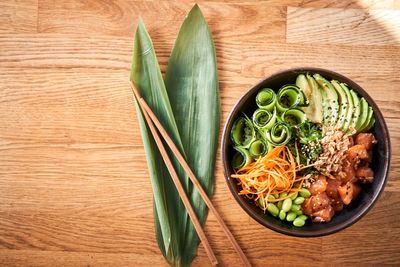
[1,0,399,266]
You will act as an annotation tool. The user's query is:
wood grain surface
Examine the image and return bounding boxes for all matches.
[0,0,399,266]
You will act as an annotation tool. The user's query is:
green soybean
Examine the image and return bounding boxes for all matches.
[297,215,308,221]
[291,204,301,212]
[282,198,292,212]
[294,197,305,204]
[267,203,279,217]
[277,200,283,210]
[296,210,303,216]
[290,192,298,200]
[293,218,306,227]
[280,192,288,198]
[268,195,275,200]
[286,212,297,222]
[258,198,265,208]
[274,193,280,199]
[299,188,311,198]
[279,210,286,220]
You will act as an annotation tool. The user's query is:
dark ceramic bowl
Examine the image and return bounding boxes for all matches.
[221,67,391,237]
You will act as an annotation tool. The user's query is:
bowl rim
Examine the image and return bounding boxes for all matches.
[221,67,391,237]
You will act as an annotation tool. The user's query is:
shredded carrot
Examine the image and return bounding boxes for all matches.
[231,145,310,212]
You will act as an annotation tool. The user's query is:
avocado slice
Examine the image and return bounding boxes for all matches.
[296,74,323,123]
[355,97,368,132]
[363,113,375,132]
[308,74,330,125]
[314,74,339,126]
[349,89,361,133]
[341,83,354,133]
[359,106,374,132]
[331,80,349,130]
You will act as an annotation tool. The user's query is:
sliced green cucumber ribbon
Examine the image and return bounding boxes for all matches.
[281,108,306,126]
[256,88,277,111]
[266,122,292,146]
[249,139,270,158]
[252,107,277,132]
[276,84,307,112]
[232,146,252,170]
[230,115,255,148]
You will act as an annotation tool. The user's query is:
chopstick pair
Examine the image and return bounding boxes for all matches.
[130,81,251,267]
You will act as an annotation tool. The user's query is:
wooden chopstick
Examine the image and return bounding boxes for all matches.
[130,81,251,267]
[131,84,218,265]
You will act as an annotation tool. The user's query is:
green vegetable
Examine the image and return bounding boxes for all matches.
[277,200,283,210]
[231,116,255,148]
[276,84,304,112]
[294,197,305,204]
[331,80,349,130]
[131,6,220,266]
[290,192,298,200]
[286,212,297,222]
[249,139,268,158]
[297,74,323,123]
[359,106,374,132]
[280,192,288,198]
[363,112,375,132]
[282,198,292,212]
[296,210,303,216]
[341,83,354,132]
[256,88,277,111]
[279,210,286,220]
[282,108,306,126]
[297,215,308,221]
[252,108,277,131]
[258,198,266,208]
[356,98,369,132]
[314,74,339,126]
[299,188,311,198]
[267,203,280,217]
[349,90,361,131]
[232,146,252,170]
[291,204,301,212]
[267,122,292,146]
[293,218,306,227]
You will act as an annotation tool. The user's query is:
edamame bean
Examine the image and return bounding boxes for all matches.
[267,195,275,200]
[293,218,305,227]
[280,192,288,198]
[274,193,280,199]
[286,212,297,222]
[291,204,301,212]
[296,210,303,216]
[294,197,305,204]
[290,192,298,200]
[282,198,292,212]
[267,203,279,217]
[258,198,265,208]
[277,200,283,210]
[297,215,308,221]
[279,210,286,220]
[299,188,311,198]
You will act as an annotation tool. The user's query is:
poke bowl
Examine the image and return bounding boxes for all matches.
[221,67,391,237]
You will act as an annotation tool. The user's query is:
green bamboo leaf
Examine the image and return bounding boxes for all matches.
[130,18,189,265]
[164,4,220,266]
